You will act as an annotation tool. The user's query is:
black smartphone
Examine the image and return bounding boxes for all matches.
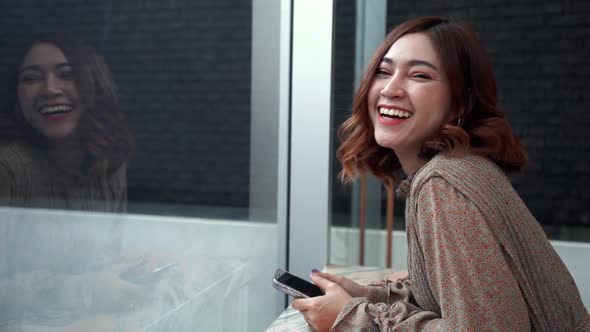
[272,268,324,298]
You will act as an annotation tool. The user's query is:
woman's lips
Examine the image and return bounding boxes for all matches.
[377,105,412,126]
[38,104,73,115]
[378,113,407,126]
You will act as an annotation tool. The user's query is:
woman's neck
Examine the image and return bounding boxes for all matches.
[395,148,429,177]
[47,137,85,171]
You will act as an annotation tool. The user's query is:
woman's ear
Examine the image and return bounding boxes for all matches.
[451,89,473,127]
[445,108,462,127]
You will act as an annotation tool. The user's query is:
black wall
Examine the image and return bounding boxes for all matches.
[331,0,357,225]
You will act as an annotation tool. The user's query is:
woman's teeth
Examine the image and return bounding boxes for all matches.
[39,105,73,115]
[379,107,412,118]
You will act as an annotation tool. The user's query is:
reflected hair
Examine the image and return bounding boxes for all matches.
[0,34,133,176]
[337,16,527,185]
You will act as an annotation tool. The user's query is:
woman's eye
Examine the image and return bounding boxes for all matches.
[58,70,74,81]
[376,68,390,77]
[411,73,432,80]
[19,75,42,84]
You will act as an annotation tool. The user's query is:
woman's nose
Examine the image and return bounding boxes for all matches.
[380,77,405,99]
[41,74,63,95]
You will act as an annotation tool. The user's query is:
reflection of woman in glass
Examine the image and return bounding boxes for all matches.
[0,35,132,212]
[0,36,141,329]
[292,17,590,331]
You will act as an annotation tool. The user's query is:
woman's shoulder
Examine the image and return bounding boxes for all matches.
[411,153,510,198]
[416,153,502,178]
[0,140,41,170]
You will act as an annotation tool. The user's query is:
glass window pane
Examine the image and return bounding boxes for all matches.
[0,0,288,330]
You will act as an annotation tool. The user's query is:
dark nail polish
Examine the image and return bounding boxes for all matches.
[311,268,319,274]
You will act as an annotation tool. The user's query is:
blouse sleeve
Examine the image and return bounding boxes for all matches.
[331,176,530,331]
[366,278,413,305]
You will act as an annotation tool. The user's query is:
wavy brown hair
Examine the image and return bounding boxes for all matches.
[0,34,133,176]
[337,16,527,185]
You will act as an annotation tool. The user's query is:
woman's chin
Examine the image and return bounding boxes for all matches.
[374,133,399,150]
[40,128,79,143]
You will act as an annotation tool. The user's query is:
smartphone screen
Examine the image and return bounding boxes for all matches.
[273,269,324,298]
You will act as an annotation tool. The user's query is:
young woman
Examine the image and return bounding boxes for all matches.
[0,35,133,212]
[292,16,589,331]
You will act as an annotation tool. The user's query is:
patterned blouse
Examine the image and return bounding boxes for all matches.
[331,154,589,331]
[0,140,127,212]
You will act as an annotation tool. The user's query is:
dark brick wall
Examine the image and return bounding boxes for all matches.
[385,1,590,228]
[331,0,357,224]
[0,0,252,209]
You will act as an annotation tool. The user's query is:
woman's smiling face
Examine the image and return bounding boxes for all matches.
[17,42,83,141]
[368,32,452,159]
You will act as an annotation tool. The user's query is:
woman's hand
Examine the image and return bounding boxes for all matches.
[292,272,352,332]
[311,270,368,298]
[386,270,409,283]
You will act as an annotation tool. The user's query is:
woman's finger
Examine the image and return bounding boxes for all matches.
[386,271,409,282]
[292,297,311,311]
[310,272,337,291]
[313,270,344,284]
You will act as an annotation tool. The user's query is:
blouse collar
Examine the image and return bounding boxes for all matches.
[395,172,416,199]
[395,154,442,199]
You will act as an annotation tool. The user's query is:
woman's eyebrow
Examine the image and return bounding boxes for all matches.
[18,65,42,74]
[55,62,71,70]
[380,57,439,72]
[18,62,70,74]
